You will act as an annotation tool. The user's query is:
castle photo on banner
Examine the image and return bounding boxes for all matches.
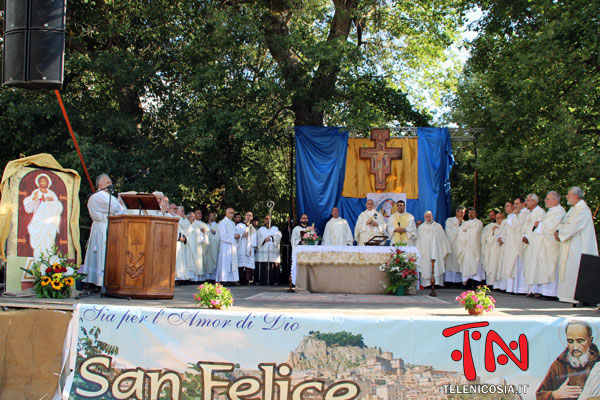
[295,127,454,236]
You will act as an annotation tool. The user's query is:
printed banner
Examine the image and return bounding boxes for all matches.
[64,305,600,399]
[342,138,418,199]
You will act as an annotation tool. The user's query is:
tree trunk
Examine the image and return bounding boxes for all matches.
[260,0,359,127]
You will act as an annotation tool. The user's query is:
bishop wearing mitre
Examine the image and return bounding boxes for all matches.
[355,199,386,246]
[322,207,354,246]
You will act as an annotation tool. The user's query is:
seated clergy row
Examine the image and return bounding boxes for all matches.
[81,173,283,290]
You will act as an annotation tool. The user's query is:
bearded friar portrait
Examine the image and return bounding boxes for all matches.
[536,320,600,400]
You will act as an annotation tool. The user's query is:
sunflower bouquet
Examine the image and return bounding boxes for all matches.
[21,246,85,299]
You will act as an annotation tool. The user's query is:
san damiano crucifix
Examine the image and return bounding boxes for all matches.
[359,128,402,190]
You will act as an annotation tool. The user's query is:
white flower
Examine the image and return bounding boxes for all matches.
[40,268,47,276]
[65,267,75,276]
[49,255,61,266]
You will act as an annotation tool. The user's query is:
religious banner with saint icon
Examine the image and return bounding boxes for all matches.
[342,130,419,199]
[0,153,81,293]
[295,127,452,238]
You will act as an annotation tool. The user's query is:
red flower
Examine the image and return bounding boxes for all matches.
[61,267,67,273]
[46,267,52,273]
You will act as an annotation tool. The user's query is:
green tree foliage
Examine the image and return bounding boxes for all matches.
[452,0,600,226]
[0,0,468,244]
[309,330,366,348]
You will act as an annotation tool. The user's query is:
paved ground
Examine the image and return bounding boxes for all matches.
[1,284,599,318]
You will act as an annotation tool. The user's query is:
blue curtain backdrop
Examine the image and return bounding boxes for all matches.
[295,127,454,237]
[295,127,349,235]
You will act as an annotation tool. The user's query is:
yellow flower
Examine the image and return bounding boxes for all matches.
[40,276,51,286]
[64,277,75,286]
[52,273,63,281]
[51,280,63,290]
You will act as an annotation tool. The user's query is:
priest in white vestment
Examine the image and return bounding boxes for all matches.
[23,173,63,260]
[457,208,484,284]
[175,206,195,281]
[291,214,310,251]
[322,207,354,246]
[202,211,219,281]
[417,211,451,287]
[497,200,528,293]
[485,212,504,286]
[185,212,200,281]
[82,174,126,287]
[215,207,240,284]
[237,211,256,284]
[480,210,498,277]
[525,191,565,297]
[556,187,599,303]
[145,191,166,216]
[192,209,209,280]
[256,215,282,285]
[520,194,546,294]
[444,206,465,283]
[355,199,386,246]
[387,200,417,246]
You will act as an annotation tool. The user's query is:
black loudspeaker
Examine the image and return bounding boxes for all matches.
[2,0,66,90]
[574,254,600,305]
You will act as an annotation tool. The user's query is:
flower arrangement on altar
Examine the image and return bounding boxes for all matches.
[193,283,234,309]
[302,224,321,245]
[456,285,496,315]
[20,246,85,299]
[379,247,418,294]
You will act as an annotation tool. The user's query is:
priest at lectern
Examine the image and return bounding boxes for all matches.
[82,173,126,288]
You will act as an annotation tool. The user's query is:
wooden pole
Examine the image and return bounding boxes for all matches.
[55,90,95,192]
[429,259,437,297]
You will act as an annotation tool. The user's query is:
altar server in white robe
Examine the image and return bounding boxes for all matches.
[497,200,527,293]
[291,214,310,251]
[480,210,498,277]
[355,199,386,246]
[192,209,209,280]
[444,206,465,283]
[175,206,195,281]
[185,212,199,279]
[457,208,484,284]
[202,211,219,281]
[83,174,126,287]
[556,186,599,303]
[256,215,282,285]
[322,207,354,246]
[215,207,240,283]
[387,200,417,246]
[525,191,565,297]
[417,211,451,287]
[237,211,256,284]
[520,194,546,295]
[485,212,504,286]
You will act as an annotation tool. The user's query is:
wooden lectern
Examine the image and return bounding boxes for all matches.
[105,194,178,299]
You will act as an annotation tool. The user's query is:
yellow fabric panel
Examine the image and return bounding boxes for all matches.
[0,153,82,263]
[342,138,418,199]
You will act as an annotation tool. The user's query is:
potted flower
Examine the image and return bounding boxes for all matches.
[456,285,496,315]
[20,246,86,299]
[301,224,321,245]
[193,283,234,309]
[379,248,418,295]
